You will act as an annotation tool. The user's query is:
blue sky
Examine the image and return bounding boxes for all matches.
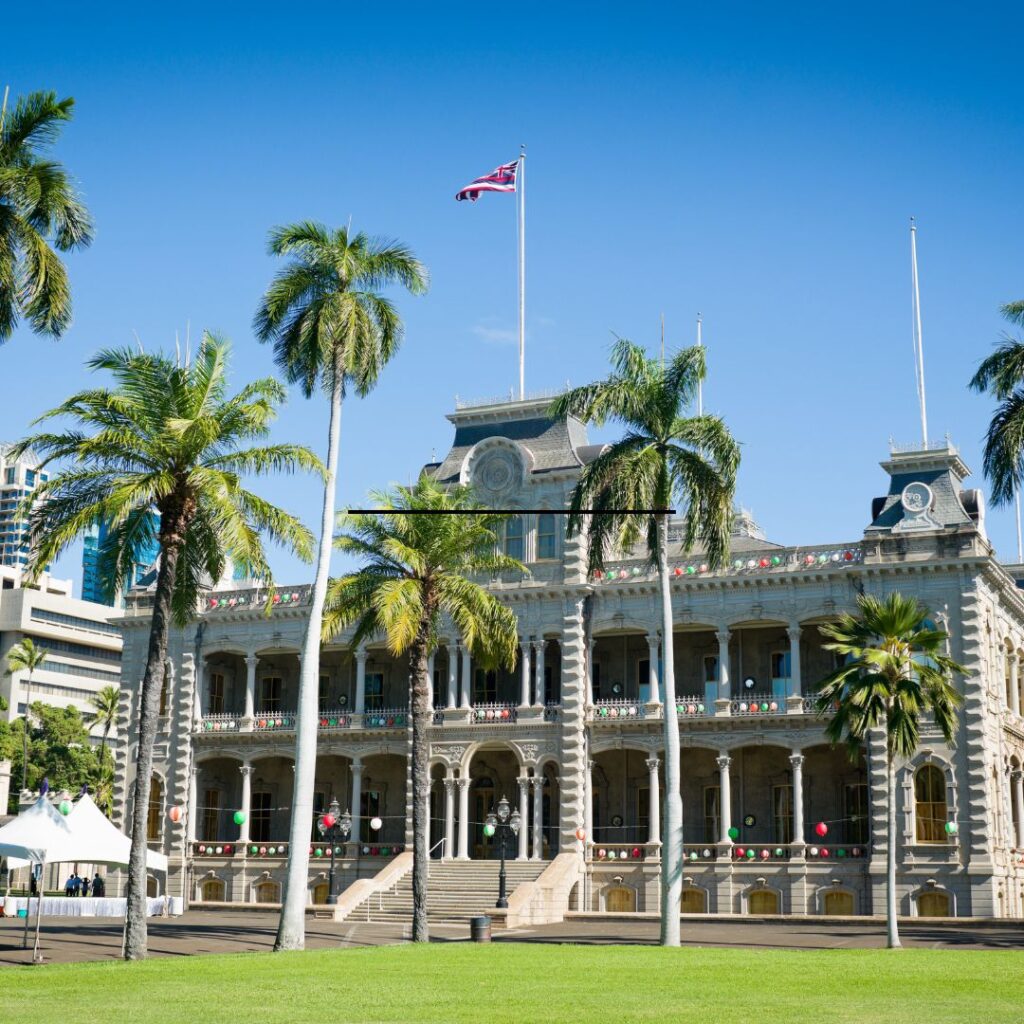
[2,3,1023,591]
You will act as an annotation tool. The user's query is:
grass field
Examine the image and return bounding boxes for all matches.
[5,943,1023,1024]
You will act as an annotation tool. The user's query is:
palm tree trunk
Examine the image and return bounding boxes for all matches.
[409,613,432,942]
[124,530,184,960]
[886,740,901,948]
[20,672,32,794]
[275,370,344,952]
[656,514,682,947]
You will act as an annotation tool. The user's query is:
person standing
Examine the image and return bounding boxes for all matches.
[81,876,90,898]
[92,874,105,898]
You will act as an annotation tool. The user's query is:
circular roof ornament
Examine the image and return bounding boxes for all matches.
[901,481,933,514]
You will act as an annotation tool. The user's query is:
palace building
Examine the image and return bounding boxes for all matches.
[113,396,1024,923]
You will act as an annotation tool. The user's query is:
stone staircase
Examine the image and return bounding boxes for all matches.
[358,860,547,924]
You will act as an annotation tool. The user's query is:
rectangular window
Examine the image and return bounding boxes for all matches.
[592,662,601,699]
[503,516,524,561]
[202,789,221,841]
[319,674,330,712]
[770,651,791,679]
[259,676,282,713]
[536,513,557,560]
[845,783,869,844]
[208,672,225,714]
[703,655,719,683]
[251,792,271,842]
[474,669,497,703]
[637,787,650,841]
[360,790,382,842]
[25,470,36,488]
[4,468,13,484]
[365,672,384,710]
[703,786,720,843]
[638,658,650,701]
[772,784,793,844]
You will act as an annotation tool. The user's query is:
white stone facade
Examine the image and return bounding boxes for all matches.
[113,399,1024,918]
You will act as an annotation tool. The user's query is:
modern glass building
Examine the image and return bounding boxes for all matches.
[0,445,47,570]
[81,515,161,607]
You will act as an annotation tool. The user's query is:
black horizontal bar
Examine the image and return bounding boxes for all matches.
[344,509,677,515]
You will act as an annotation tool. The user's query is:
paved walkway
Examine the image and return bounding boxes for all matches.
[1,911,1021,965]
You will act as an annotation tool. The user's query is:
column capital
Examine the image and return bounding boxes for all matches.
[530,775,545,790]
[239,764,254,777]
[517,775,532,790]
[646,632,660,646]
[1013,770,1024,782]
[787,624,802,641]
[245,653,259,667]
[455,777,471,791]
[716,754,732,771]
[350,758,364,773]
[532,638,545,652]
[716,629,732,644]
[645,756,661,772]
[789,752,805,769]
[443,777,457,794]
[355,644,368,661]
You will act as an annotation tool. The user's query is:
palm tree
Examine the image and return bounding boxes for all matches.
[254,222,427,951]
[816,592,965,948]
[322,477,520,941]
[12,332,319,959]
[551,340,739,947]
[87,683,120,772]
[4,638,47,792]
[0,89,93,342]
[969,300,1024,505]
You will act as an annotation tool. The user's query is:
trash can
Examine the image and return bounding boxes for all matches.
[470,915,492,942]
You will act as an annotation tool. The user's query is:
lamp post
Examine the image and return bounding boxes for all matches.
[317,798,352,905]
[484,794,521,909]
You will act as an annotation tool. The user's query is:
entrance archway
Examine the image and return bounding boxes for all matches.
[466,746,522,859]
[918,891,951,917]
[824,890,854,915]
[749,890,779,914]
[605,886,636,912]
[681,888,707,914]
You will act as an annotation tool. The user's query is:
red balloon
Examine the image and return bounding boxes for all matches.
[167,805,183,823]
[819,847,829,857]
[631,847,641,859]
[321,814,336,829]
[736,847,745,858]
[815,821,828,837]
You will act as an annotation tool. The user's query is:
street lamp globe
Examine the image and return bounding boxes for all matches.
[496,795,510,823]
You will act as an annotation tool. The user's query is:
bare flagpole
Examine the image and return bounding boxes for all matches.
[1016,491,1023,562]
[518,145,526,401]
[910,218,929,446]
[696,312,704,417]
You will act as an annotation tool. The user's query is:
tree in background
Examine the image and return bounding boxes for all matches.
[0,89,93,342]
[4,637,47,792]
[254,222,427,951]
[816,592,964,948]
[322,478,520,941]
[552,340,739,947]
[13,333,319,959]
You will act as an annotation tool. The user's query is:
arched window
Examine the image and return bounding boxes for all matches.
[147,775,163,841]
[915,765,947,842]
[503,516,524,560]
[536,513,557,560]
[200,878,225,902]
[254,879,280,903]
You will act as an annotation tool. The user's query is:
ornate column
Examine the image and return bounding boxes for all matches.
[244,654,257,723]
[646,634,661,705]
[787,625,802,699]
[586,639,596,705]
[519,640,532,708]
[531,775,544,859]
[460,644,472,709]
[716,630,731,695]
[1012,656,1021,716]
[443,775,456,859]
[446,640,458,709]
[456,777,471,859]
[1011,770,1019,847]
[354,645,368,715]
[350,759,363,845]
[790,752,806,848]
[517,776,531,860]
[646,756,661,846]
[186,765,197,844]
[238,763,253,845]
[584,759,595,846]
[533,640,546,708]
[717,754,732,845]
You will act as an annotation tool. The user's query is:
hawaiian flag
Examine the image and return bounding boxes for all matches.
[455,159,519,202]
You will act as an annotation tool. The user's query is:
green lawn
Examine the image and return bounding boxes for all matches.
[6,944,1023,1024]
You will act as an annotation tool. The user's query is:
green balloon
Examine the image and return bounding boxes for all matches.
[58,800,72,816]
[249,845,258,855]
[314,847,323,857]
[774,847,784,857]
[728,826,739,840]
[233,810,246,826]
[944,821,958,835]
[483,823,496,838]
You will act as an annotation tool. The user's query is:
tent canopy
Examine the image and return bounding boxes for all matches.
[0,796,73,864]
[1,794,168,871]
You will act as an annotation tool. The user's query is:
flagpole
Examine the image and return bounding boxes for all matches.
[518,145,526,401]
[910,217,928,446]
[1016,491,1023,562]
[696,312,703,417]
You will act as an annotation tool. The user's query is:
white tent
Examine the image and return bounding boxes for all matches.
[0,795,73,864]
[65,794,168,871]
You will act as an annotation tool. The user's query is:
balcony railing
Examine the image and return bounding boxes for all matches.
[470,702,519,724]
[198,713,242,733]
[588,842,658,862]
[590,699,646,722]
[363,707,409,728]
[730,695,786,716]
[253,711,296,731]
[318,710,352,730]
[202,585,314,614]
[191,840,405,859]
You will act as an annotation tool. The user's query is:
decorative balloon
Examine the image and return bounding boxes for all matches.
[745,848,755,859]
[575,827,587,842]
[483,823,496,838]
[944,821,958,836]
[727,826,740,841]
[321,813,336,829]
[370,816,383,832]
[233,810,247,826]
[168,806,183,824]
[58,800,72,816]
[815,822,828,837]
